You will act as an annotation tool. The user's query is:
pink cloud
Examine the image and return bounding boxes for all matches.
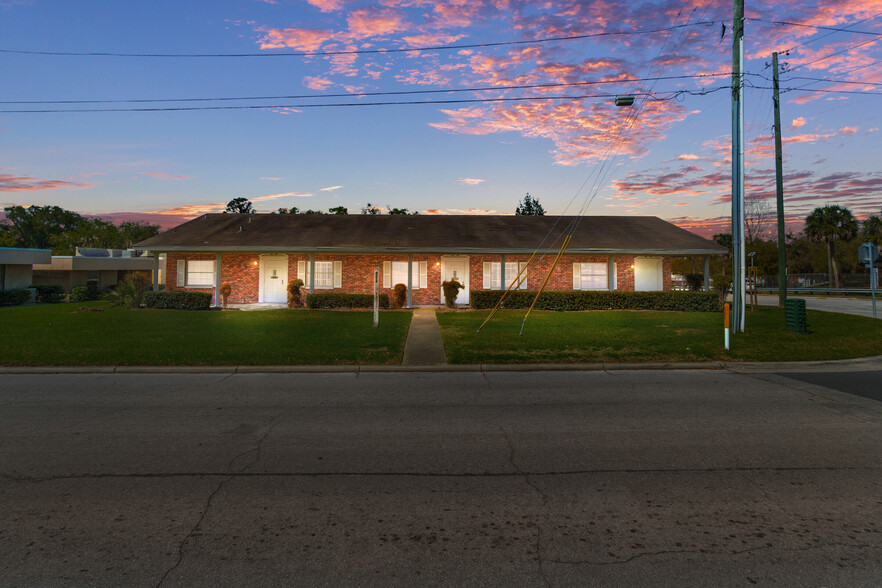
[458,178,485,185]
[303,76,334,90]
[346,8,405,38]
[0,171,92,192]
[306,0,345,12]
[256,27,335,51]
[792,117,806,128]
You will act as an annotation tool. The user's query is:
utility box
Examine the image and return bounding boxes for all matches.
[785,298,808,334]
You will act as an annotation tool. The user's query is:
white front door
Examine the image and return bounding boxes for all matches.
[441,257,469,305]
[634,257,663,291]
[260,256,288,303]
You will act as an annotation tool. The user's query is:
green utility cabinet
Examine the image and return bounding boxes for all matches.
[785,298,808,334]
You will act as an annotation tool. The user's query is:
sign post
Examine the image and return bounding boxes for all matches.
[373,267,380,327]
[859,243,879,319]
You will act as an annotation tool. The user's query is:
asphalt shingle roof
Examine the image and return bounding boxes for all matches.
[137,214,726,254]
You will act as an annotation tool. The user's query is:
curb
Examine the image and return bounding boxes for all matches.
[2,356,881,375]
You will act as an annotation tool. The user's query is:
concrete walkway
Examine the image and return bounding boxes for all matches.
[402,307,447,365]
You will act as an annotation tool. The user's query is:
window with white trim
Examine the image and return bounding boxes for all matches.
[483,262,528,290]
[176,259,216,287]
[383,261,427,289]
[297,260,342,289]
[574,262,608,290]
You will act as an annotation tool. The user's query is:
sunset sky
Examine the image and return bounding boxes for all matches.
[2,0,880,237]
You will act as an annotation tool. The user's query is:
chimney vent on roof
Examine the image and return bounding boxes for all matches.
[248,216,252,223]
[239,225,243,232]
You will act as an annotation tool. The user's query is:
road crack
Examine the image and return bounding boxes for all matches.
[154,419,279,588]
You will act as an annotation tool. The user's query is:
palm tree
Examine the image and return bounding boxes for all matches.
[862,213,882,247]
[804,205,858,288]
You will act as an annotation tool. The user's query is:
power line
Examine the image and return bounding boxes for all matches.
[0,73,735,105]
[787,37,882,71]
[0,21,718,59]
[782,75,882,87]
[0,88,731,114]
[745,16,882,37]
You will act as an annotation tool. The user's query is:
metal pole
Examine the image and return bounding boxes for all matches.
[373,267,379,327]
[872,262,877,319]
[772,52,787,307]
[731,0,746,332]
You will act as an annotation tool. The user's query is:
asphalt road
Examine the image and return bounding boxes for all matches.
[1,371,881,587]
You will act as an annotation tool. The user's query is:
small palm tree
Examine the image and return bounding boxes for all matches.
[862,213,882,247]
[804,205,858,289]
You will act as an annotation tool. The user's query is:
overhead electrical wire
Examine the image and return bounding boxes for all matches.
[745,16,882,37]
[0,73,737,105]
[0,87,732,114]
[0,21,718,58]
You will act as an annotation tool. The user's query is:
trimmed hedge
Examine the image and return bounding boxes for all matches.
[70,285,103,302]
[0,289,31,307]
[143,291,213,310]
[470,290,721,312]
[35,284,65,304]
[306,292,390,309]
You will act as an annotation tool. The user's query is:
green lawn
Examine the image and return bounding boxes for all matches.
[0,303,412,366]
[437,307,882,364]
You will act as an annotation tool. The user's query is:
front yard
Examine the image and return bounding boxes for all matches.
[0,303,412,366]
[436,307,882,363]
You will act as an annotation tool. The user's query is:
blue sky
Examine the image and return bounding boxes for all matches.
[2,0,880,236]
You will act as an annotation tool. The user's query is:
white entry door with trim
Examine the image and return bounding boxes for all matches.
[260,256,288,303]
[441,257,469,305]
[634,257,663,291]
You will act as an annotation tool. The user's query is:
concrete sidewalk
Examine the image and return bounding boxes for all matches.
[402,307,447,365]
[753,294,880,319]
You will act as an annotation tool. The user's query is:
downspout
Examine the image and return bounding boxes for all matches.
[214,253,222,306]
[407,254,413,307]
[309,253,316,294]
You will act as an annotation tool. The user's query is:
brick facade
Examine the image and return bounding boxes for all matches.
[166,252,673,305]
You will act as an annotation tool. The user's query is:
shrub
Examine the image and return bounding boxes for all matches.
[442,280,463,308]
[306,292,390,309]
[0,289,31,307]
[287,278,305,308]
[712,274,732,311]
[106,272,152,308]
[143,291,213,310]
[684,273,705,291]
[220,283,232,308]
[392,283,407,308]
[469,290,720,312]
[34,284,65,304]
[70,285,103,302]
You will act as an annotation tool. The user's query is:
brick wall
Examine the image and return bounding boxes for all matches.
[166,252,673,305]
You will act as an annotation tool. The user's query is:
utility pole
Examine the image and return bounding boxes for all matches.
[772,52,787,307]
[731,0,746,332]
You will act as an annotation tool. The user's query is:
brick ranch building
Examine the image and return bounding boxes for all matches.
[136,214,726,306]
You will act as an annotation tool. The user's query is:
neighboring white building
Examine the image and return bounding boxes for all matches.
[0,247,53,290]
[31,249,163,291]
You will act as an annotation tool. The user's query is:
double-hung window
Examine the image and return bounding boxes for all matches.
[573,262,608,290]
[297,260,343,289]
[383,261,428,289]
[482,262,528,290]
[176,259,216,287]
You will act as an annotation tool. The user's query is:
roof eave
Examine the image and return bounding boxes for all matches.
[136,245,726,256]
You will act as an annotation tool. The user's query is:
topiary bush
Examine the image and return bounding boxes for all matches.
[0,289,31,307]
[392,283,407,308]
[34,284,65,304]
[219,283,232,308]
[70,285,103,302]
[143,291,213,310]
[287,278,304,308]
[470,290,720,312]
[442,280,463,308]
[305,293,390,309]
[106,272,152,308]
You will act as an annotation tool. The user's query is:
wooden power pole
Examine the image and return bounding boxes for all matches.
[772,52,787,307]
[731,0,746,332]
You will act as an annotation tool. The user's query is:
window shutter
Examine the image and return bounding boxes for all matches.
[483,262,491,289]
[572,263,580,290]
[333,261,343,288]
[297,260,307,283]
[519,262,528,289]
[383,261,392,288]
[419,261,427,290]
[176,260,186,287]
[210,260,218,287]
